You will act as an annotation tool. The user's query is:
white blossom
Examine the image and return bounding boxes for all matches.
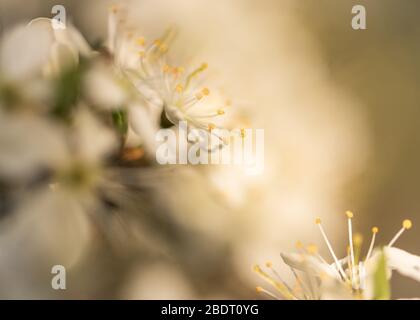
[255,213,420,300]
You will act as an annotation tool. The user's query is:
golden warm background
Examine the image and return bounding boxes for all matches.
[0,0,419,298]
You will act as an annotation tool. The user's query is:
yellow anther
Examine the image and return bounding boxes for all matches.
[159,44,168,53]
[153,39,161,46]
[403,219,412,230]
[170,66,184,75]
[256,286,264,293]
[253,264,262,273]
[353,233,363,245]
[307,244,318,254]
[163,64,171,72]
[217,109,225,115]
[240,128,246,138]
[195,92,203,100]
[296,241,304,249]
[136,37,145,46]
[184,63,208,89]
[175,84,183,93]
[315,217,321,224]
[175,66,185,74]
[346,211,354,219]
[372,226,379,234]
[201,88,210,96]
[208,123,215,131]
[265,261,272,268]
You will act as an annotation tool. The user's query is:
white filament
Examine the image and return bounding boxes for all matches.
[365,232,377,262]
[388,227,405,247]
[348,218,357,287]
[317,223,348,280]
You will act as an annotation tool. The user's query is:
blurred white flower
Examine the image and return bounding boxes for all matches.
[0,107,116,183]
[83,59,128,110]
[0,110,66,180]
[119,263,194,299]
[28,17,92,76]
[0,18,92,109]
[0,22,51,82]
[0,107,118,280]
[255,213,420,300]
[65,107,117,165]
[0,186,92,274]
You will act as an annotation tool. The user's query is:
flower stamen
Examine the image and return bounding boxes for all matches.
[353,233,363,265]
[365,226,378,262]
[315,217,348,280]
[388,219,412,247]
[136,37,146,46]
[185,63,208,89]
[265,261,294,293]
[346,211,357,287]
[175,84,183,93]
[256,286,281,300]
[253,265,296,300]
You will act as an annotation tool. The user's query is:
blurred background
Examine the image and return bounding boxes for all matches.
[0,0,419,298]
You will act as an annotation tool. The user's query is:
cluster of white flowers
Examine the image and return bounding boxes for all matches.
[255,212,420,300]
[103,5,233,154]
[0,4,235,273]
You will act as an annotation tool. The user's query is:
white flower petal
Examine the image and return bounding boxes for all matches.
[319,277,354,300]
[385,246,420,282]
[129,103,160,155]
[0,187,92,270]
[0,23,53,81]
[43,42,77,76]
[124,70,163,108]
[83,62,128,109]
[0,112,67,180]
[29,18,92,58]
[28,18,92,76]
[72,108,118,163]
[281,252,339,279]
[62,23,92,58]
[125,126,144,148]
